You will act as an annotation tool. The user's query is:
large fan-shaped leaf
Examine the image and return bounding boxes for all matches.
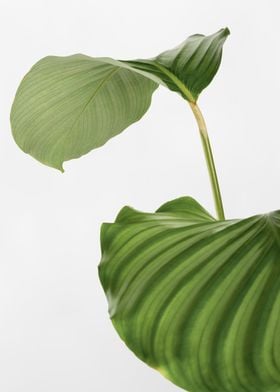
[10,28,229,170]
[10,55,158,171]
[99,197,280,392]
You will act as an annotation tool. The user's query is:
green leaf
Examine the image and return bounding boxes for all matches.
[10,55,158,171]
[99,197,280,392]
[122,27,230,102]
[10,28,229,170]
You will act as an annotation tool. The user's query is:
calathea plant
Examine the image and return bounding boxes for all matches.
[11,28,280,392]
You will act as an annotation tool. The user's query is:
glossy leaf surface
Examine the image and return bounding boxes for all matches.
[99,197,280,392]
[10,28,229,170]
[124,27,230,102]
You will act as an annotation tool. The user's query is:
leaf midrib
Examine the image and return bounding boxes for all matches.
[151,61,196,102]
[69,66,120,130]
[50,66,121,169]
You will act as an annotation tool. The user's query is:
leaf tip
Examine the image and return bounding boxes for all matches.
[223,26,231,37]
[213,27,230,41]
[54,160,65,173]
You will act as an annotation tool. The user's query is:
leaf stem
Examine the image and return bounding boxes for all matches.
[189,102,225,221]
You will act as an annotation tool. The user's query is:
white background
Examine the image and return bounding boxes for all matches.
[1,1,280,391]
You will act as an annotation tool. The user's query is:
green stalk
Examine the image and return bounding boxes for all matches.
[189,102,225,221]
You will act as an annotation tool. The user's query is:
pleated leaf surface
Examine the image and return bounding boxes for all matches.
[123,27,230,102]
[99,197,280,392]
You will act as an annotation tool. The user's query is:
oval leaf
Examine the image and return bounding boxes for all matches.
[99,197,280,392]
[11,55,158,171]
